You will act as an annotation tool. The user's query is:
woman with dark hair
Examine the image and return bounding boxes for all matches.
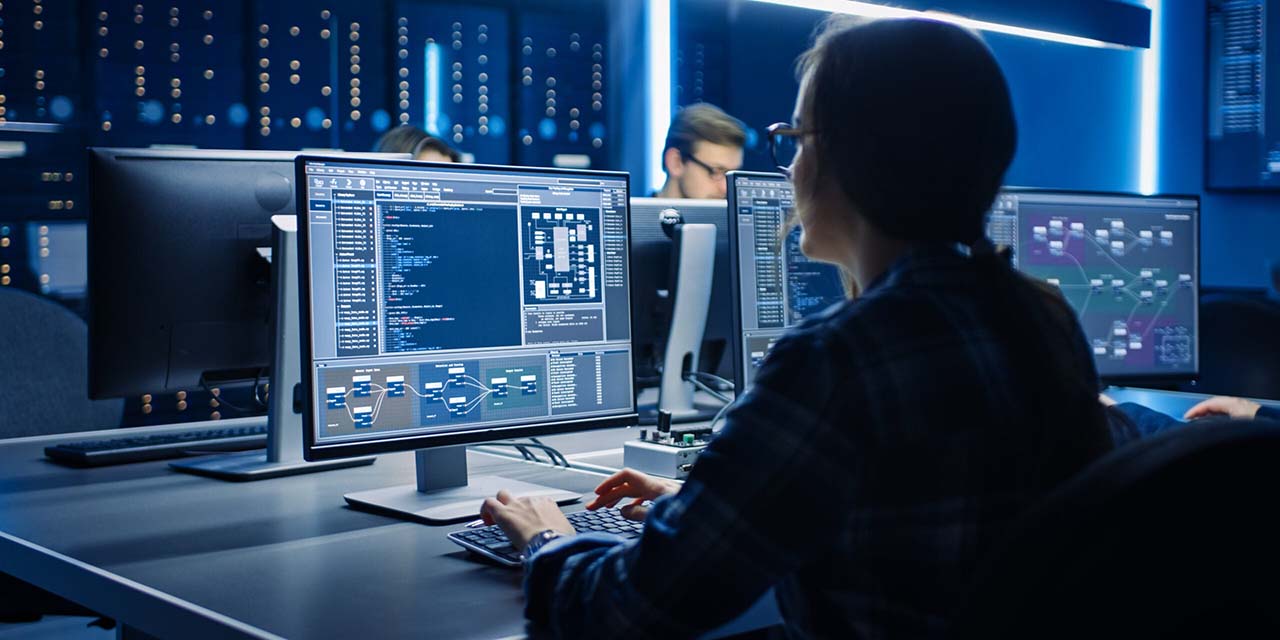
[372,124,461,162]
[481,17,1111,638]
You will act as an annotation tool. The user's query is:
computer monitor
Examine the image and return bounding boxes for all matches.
[986,189,1200,382]
[88,148,297,399]
[727,171,847,392]
[629,198,733,386]
[90,148,400,479]
[296,156,637,522]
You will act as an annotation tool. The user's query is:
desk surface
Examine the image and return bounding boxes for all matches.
[1104,386,1280,419]
[7,388,1270,639]
[0,424,640,640]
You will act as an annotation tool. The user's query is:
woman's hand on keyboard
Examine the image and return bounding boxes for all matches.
[586,468,680,521]
[480,490,575,551]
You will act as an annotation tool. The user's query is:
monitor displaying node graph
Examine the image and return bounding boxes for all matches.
[986,190,1200,381]
[297,157,636,458]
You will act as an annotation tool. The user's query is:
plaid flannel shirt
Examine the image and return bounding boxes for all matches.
[524,244,1112,639]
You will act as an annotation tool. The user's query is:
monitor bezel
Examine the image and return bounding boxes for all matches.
[997,186,1202,386]
[295,155,639,462]
[725,170,791,395]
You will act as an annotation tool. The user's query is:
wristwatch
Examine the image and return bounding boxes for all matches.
[522,529,565,558]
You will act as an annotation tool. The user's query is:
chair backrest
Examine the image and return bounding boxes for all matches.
[0,288,122,437]
[956,418,1280,640]
[1183,292,1280,400]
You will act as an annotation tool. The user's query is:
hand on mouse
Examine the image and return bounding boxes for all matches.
[587,468,680,522]
[1183,396,1262,421]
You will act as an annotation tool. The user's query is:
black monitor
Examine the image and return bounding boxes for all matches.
[727,171,847,392]
[986,189,1200,383]
[628,197,733,387]
[88,148,298,399]
[296,156,637,522]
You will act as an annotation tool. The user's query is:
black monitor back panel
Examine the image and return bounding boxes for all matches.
[0,0,610,425]
[628,199,734,387]
[87,149,298,400]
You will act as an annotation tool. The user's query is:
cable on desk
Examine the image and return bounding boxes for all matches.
[199,370,269,414]
[470,441,571,468]
[519,439,545,464]
[685,376,732,405]
[200,377,250,413]
[522,442,568,467]
[708,401,734,432]
[687,371,735,392]
[251,368,269,409]
[528,437,571,467]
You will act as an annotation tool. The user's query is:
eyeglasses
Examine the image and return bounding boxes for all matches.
[766,122,816,177]
[679,150,734,181]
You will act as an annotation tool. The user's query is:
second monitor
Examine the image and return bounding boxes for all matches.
[725,177,1200,390]
[728,172,848,391]
[629,197,734,387]
[987,189,1200,382]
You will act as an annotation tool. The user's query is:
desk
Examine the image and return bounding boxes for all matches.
[1104,386,1280,420]
[0,421,781,639]
[14,387,1258,639]
[0,425,634,639]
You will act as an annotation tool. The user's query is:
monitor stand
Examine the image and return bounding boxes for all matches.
[343,446,580,524]
[639,222,722,425]
[171,215,375,481]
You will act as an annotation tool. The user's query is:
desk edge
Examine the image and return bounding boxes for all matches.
[0,530,283,640]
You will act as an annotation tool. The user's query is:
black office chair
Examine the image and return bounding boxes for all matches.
[956,418,1280,639]
[0,289,122,625]
[1180,292,1280,400]
[0,288,122,437]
